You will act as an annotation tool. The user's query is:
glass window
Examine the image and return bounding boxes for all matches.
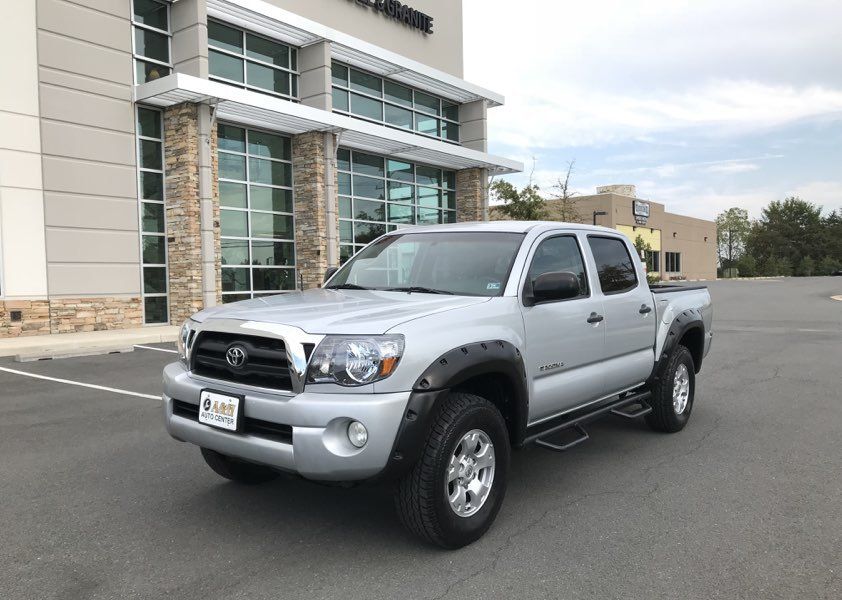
[134,28,169,63]
[140,171,163,200]
[385,105,413,129]
[246,33,289,68]
[142,202,165,232]
[208,20,298,100]
[144,296,168,324]
[218,125,296,300]
[133,0,168,30]
[137,107,162,138]
[350,70,382,96]
[210,50,244,82]
[328,232,524,296]
[350,94,382,121]
[588,236,638,294]
[337,149,457,264]
[144,267,167,294]
[139,139,162,170]
[527,236,589,297]
[142,235,166,264]
[331,63,461,143]
[132,0,170,85]
[665,252,682,273]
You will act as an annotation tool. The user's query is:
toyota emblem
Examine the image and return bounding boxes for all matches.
[225,345,247,368]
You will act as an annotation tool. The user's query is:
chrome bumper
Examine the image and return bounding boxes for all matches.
[163,362,410,481]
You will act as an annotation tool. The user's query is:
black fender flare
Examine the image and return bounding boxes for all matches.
[372,340,528,482]
[648,308,705,387]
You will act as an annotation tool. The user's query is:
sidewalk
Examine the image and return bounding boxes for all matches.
[0,326,179,361]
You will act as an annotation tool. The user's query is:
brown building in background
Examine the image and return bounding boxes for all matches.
[491,184,717,281]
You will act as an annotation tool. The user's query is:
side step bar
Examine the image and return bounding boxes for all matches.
[525,390,652,452]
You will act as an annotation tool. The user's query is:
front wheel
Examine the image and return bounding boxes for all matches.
[395,392,510,549]
[646,345,695,433]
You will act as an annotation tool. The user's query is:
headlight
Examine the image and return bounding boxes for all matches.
[177,319,195,360]
[307,335,404,386]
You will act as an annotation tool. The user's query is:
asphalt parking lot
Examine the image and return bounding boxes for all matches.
[3,278,841,600]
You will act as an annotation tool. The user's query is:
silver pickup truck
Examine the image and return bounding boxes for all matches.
[164,221,712,548]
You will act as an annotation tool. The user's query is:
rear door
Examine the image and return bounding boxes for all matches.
[585,235,656,394]
[519,232,607,424]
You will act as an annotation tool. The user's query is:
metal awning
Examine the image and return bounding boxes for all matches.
[206,0,504,107]
[134,74,522,175]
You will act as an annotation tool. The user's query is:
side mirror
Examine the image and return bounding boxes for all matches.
[528,271,581,305]
[323,266,339,284]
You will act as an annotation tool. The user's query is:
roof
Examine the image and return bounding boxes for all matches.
[386,221,621,235]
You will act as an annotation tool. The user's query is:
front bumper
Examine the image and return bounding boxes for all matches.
[163,362,410,481]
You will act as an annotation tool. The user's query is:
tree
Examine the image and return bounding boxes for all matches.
[715,207,750,269]
[736,254,757,277]
[490,180,548,221]
[796,256,815,277]
[818,256,841,276]
[548,160,583,223]
[744,197,824,269]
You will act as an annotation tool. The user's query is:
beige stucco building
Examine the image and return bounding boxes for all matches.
[0,0,521,337]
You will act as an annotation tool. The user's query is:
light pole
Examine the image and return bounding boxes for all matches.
[593,210,607,226]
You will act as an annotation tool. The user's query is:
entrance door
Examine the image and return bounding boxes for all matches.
[520,233,607,424]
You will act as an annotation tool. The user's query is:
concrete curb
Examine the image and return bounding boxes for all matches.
[0,326,179,360]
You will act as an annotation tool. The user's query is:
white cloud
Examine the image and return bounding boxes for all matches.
[704,163,760,174]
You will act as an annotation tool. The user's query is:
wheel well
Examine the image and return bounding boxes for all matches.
[679,327,704,372]
[452,373,520,444]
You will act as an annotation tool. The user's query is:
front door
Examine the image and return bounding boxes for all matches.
[520,233,607,424]
[586,235,656,394]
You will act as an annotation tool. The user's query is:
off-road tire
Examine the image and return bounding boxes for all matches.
[646,345,695,433]
[395,392,510,549]
[200,448,280,484]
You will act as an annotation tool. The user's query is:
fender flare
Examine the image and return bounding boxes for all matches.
[648,308,705,386]
[371,340,528,482]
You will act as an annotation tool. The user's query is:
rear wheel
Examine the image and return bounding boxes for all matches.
[646,345,695,433]
[200,448,280,484]
[395,392,510,549]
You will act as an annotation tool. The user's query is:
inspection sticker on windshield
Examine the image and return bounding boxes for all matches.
[486,282,501,290]
[198,390,243,432]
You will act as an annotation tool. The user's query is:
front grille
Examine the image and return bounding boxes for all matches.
[191,331,293,390]
[172,399,293,444]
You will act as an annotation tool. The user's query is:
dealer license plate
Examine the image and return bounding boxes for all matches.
[198,390,242,432]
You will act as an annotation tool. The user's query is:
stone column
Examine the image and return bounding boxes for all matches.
[455,167,488,222]
[292,131,338,290]
[164,102,206,322]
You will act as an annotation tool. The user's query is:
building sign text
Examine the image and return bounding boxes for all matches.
[351,0,434,35]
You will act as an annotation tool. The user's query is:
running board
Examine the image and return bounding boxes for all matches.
[526,390,652,452]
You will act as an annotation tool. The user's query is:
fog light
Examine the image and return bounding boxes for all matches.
[347,421,368,448]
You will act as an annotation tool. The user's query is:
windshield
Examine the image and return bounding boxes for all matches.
[326,231,525,296]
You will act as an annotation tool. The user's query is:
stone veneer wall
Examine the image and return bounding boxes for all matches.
[0,300,50,337]
[49,297,142,334]
[292,131,337,290]
[164,102,206,322]
[0,298,141,337]
[455,167,488,222]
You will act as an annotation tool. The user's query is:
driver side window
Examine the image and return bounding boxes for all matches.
[527,235,589,297]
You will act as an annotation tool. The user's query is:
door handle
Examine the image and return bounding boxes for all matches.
[639,305,652,314]
[587,312,604,324]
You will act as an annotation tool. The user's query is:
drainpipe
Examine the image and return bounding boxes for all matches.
[198,103,217,308]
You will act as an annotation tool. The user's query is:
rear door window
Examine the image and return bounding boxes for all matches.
[587,236,638,294]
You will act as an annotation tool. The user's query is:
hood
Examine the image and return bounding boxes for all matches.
[192,289,491,334]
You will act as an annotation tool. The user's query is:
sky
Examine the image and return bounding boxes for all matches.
[462,0,842,220]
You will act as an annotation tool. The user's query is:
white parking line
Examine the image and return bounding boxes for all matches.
[133,344,178,354]
[0,366,160,400]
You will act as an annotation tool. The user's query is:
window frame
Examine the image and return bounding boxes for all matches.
[131,0,172,85]
[208,19,300,102]
[520,233,591,306]
[331,62,461,145]
[217,122,297,302]
[665,251,682,273]
[135,105,170,325]
[586,234,641,296]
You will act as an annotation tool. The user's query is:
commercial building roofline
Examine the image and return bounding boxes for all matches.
[135,74,523,175]
[207,0,505,107]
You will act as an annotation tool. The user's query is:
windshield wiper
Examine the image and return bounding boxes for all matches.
[326,283,370,290]
[384,286,455,295]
